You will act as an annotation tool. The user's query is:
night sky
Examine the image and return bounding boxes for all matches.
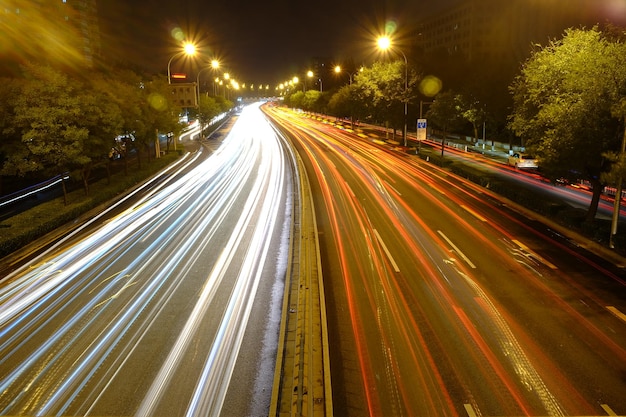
[97,0,457,86]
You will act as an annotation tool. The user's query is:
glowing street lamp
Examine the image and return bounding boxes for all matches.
[197,60,220,100]
[334,65,362,85]
[377,35,409,146]
[167,42,196,84]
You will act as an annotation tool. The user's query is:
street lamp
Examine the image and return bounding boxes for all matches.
[210,60,220,96]
[307,69,322,92]
[334,65,362,85]
[377,35,409,147]
[196,59,221,100]
[167,42,196,84]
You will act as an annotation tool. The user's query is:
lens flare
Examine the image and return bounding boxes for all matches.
[419,75,443,97]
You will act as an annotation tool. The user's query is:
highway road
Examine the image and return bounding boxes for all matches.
[0,103,293,416]
[265,106,626,416]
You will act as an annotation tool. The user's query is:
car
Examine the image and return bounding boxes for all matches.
[508,152,538,169]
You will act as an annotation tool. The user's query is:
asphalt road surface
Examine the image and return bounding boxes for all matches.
[0,103,293,417]
[265,106,626,417]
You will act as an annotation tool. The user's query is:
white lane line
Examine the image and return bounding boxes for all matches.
[383,180,402,196]
[601,403,618,416]
[461,205,487,222]
[607,306,626,324]
[512,239,558,270]
[373,229,400,273]
[438,230,477,269]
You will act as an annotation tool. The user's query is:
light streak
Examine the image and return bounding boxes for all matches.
[0,103,290,416]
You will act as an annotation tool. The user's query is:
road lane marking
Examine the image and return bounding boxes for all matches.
[464,403,478,417]
[512,239,558,270]
[438,230,476,269]
[601,403,618,416]
[383,180,401,196]
[607,306,626,324]
[461,205,487,222]
[373,229,400,273]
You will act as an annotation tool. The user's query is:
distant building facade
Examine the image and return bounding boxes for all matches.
[417,0,621,66]
[0,0,101,74]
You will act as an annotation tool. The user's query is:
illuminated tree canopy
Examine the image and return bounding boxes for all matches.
[509,26,626,222]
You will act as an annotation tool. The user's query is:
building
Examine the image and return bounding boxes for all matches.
[0,0,101,74]
[417,0,623,66]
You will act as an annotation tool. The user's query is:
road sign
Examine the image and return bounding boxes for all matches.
[417,118,427,141]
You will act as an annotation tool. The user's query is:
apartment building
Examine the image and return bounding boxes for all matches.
[0,0,100,73]
[417,0,614,66]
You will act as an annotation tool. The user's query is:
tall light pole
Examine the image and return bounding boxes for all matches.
[210,59,220,96]
[334,65,362,85]
[307,69,322,92]
[167,42,196,84]
[196,59,221,102]
[377,35,409,147]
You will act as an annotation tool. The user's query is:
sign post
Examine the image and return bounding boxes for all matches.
[416,118,427,154]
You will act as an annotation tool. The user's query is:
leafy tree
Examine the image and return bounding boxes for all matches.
[425,90,465,157]
[286,91,305,109]
[355,61,419,139]
[328,84,367,129]
[0,78,23,183]
[303,90,324,113]
[458,94,487,142]
[78,73,124,194]
[7,64,88,203]
[197,95,221,138]
[213,95,233,114]
[509,27,626,222]
[137,76,182,167]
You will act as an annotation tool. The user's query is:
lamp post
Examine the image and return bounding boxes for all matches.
[210,59,219,96]
[196,67,210,102]
[334,65,362,85]
[307,69,322,92]
[167,42,196,84]
[377,36,409,147]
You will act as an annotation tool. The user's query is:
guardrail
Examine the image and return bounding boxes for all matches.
[0,172,70,211]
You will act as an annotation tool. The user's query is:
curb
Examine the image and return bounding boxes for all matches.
[269,127,333,417]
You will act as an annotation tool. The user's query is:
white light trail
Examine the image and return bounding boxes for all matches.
[0,103,290,416]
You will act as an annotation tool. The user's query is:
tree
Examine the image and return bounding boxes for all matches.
[509,27,626,223]
[0,78,23,185]
[458,95,487,142]
[8,64,89,203]
[328,84,363,128]
[285,91,305,110]
[78,73,124,195]
[197,95,221,138]
[355,61,419,139]
[426,91,465,157]
[303,90,325,113]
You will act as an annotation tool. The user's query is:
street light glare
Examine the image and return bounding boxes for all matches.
[183,42,196,56]
[377,36,392,51]
[334,65,341,73]
[211,59,220,69]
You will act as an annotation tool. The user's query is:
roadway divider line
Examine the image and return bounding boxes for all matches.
[463,403,478,417]
[512,239,558,270]
[374,229,401,273]
[461,205,487,222]
[269,135,332,417]
[601,403,618,416]
[437,230,477,269]
[606,306,626,324]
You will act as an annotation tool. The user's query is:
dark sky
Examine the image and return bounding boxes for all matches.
[98,0,456,86]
